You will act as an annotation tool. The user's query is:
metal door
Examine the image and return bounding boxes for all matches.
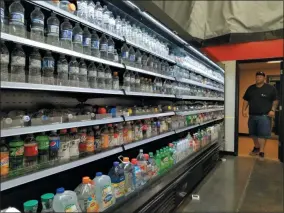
[278,61,284,162]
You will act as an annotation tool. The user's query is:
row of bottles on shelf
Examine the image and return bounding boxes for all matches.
[0,111,223,177]
[5,123,221,212]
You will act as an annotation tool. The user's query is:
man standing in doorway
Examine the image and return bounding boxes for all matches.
[242,71,278,158]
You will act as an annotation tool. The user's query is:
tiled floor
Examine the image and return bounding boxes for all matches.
[176,156,283,213]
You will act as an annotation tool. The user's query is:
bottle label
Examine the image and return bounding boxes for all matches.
[129,55,135,62]
[95,10,102,21]
[83,37,91,46]
[127,129,133,142]
[37,137,49,150]
[0,152,9,176]
[88,7,95,20]
[101,134,109,149]
[9,146,24,157]
[30,59,41,68]
[88,71,97,77]
[0,8,4,22]
[61,30,72,40]
[70,67,79,74]
[11,57,25,66]
[112,181,125,198]
[31,18,44,30]
[100,43,108,52]
[47,25,59,36]
[1,54,9,64]
[24,143,38,157]
[64,204,79,212]
[97,71,104,78]
[94,137,101,150]
[79,68,87,76]
[135,79,140,84]
[123,129,128,143]
[102,185,114,208]
[91,40,100,49]
[10,12,24,25]
[70,138,80,157]
[124,76,130,82]
[49,139,60,151]
[103,13,109,24]
[58,141,70,159]
[42,59,54,69]
[130,77,135,83]
[108,45,114,54]
[73,34,83,43]
[86,136,95,152]
[122,52,129,59]
[58,64,68,73]
[84,195,99,212]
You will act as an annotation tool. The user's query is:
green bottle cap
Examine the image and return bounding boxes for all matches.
[41,193,54,202]
[23,200,38,211]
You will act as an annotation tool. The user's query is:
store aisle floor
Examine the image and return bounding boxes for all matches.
[176,156,283,212]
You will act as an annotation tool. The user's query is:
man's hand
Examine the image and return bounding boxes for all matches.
[268,110,275,117]
[242,111,248,117]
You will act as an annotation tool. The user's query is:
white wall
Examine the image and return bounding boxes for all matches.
[223,61,236,152]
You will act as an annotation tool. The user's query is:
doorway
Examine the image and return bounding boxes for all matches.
[236,60,282,161]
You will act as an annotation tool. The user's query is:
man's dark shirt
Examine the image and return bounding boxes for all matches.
[243,83,278,115]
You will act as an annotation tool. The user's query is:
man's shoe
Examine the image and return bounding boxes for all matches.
[259,152,265,158]
[249,147,260,156]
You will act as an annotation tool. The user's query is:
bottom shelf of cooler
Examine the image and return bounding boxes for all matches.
[105,140,223,213]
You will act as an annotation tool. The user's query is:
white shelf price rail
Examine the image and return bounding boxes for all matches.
[176,95,224,101]
[176,108,224,116]
[124,112,175,121]
[125,91,176,98]
[175,78,224,93]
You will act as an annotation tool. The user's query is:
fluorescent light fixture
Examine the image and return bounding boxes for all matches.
[124,1,140,10]
[267,60,282,64]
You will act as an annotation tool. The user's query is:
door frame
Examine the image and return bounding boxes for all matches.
[278,61,284,162]
[234,57,283,158]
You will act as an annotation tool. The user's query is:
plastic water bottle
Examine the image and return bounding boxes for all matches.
[42,51,55,85]
[109,12,115,33]
[115,15,122,35]
[1,41,9,82]
[41,193,54,213]
[131,158,143,188]
[91,30,100,57]
[95,2,103,27]
[102,5,110,30]
[119,157,134,194]
[87,0,96,22]
[107,36,114,61]
[9,0,26,37]
[60,18,73,49]
[130,71,135,91]
[53,188,81,212]
[112,72,119,90]
[76,0,87,19]
[88,62,97,88]
[121,18,126,37]
[28,48,42,84]
[108,161,125,199]
[123,70,130,91]
[137,149,147,183]
[0,0,5,32]
[142,53,148,69]
[104,65,112,90]
[30,7,45,42]
[121,43,129,64]
[46,13,59,45]
[79,59,88,87]
[57,54,69,86]
[129,46,136,66]
[135,73,140,92]
[69,57,79,87]
[72,23,83,53]
[135,49,142,68]
[82,27,91,55]
[97,63,105,89]
[99,33,108,59]
[10,44,26,83]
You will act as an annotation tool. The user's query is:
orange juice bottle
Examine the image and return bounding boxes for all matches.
[100,125,109,149]
[0,139,9,176]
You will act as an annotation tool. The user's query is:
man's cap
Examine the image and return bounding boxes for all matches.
[256,71,265,77]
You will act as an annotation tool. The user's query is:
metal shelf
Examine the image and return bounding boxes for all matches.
[176,95,224,101]
[1,81,125,95]
[125,65,175,80]
[125,91,176,98]
[123,131,175,150]
[175,78,224,92]
[29,1,124,41]
[177,63,224,85]
[0,33,124,69]
[125,39,176,64]
[1,117,124,137]
[124,112,175,121]
[176,108,224,116]
[0,147,123,191]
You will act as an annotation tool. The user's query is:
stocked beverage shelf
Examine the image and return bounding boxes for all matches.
[175,78,224,93]
[28,1,124,41]
[175,108,224,116]
[0,33,124,69]
[124,112,175,121]
[176,95,224,101]
[124,91,176,98]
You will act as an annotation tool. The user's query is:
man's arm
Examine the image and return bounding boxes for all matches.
[242,100,249,117]
[268,86,279,117]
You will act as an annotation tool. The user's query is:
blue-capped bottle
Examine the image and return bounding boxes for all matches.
[82,27,91,55]
[9,0,26,37]
[46,13,59,45]
[60,18,73,49]
[72,23,83,53]
[49,130,60,161]
[30,7,45,42]
[91,30,100,57]
[42,51,55,85]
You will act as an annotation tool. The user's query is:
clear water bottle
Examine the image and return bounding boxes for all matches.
[1,41,9,81]
[82,27,91,55]
[130,71,135,91]
[72,23,83,53]
[97,63,105,89]
[142,53,148,69]
[57,54,69,86]
[121,43,129,64]
[107,36,114,61]
[102,5,110,30]
[42,51,55,85]
[30,7,45,42]
[87,0,96,22]
[28,48,42,84]
[95,2,103,27]
[9,0,26,37]
[79,59,88,87]
[113,49,119,62]
[60,18,73,49]
[69,57,79,87]
[121,18,126,37]
[76,0,87,19]
[115,15,121,35]
[112,72,119,90]
[129,46,136,66]
[0,0,5,32]
[135,49,142,68]
[99,33,108,59]
[108,12,115,33]
[10,44,26,82]
[147,55,154,71]
[104,65,112,90]
[123,70,130,91]
[91,30,100,57]
[135,73,140,92]
[87,62,97,88]
[46,13,60,46]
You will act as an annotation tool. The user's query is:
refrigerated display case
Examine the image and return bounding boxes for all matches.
[0,0,225,211]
